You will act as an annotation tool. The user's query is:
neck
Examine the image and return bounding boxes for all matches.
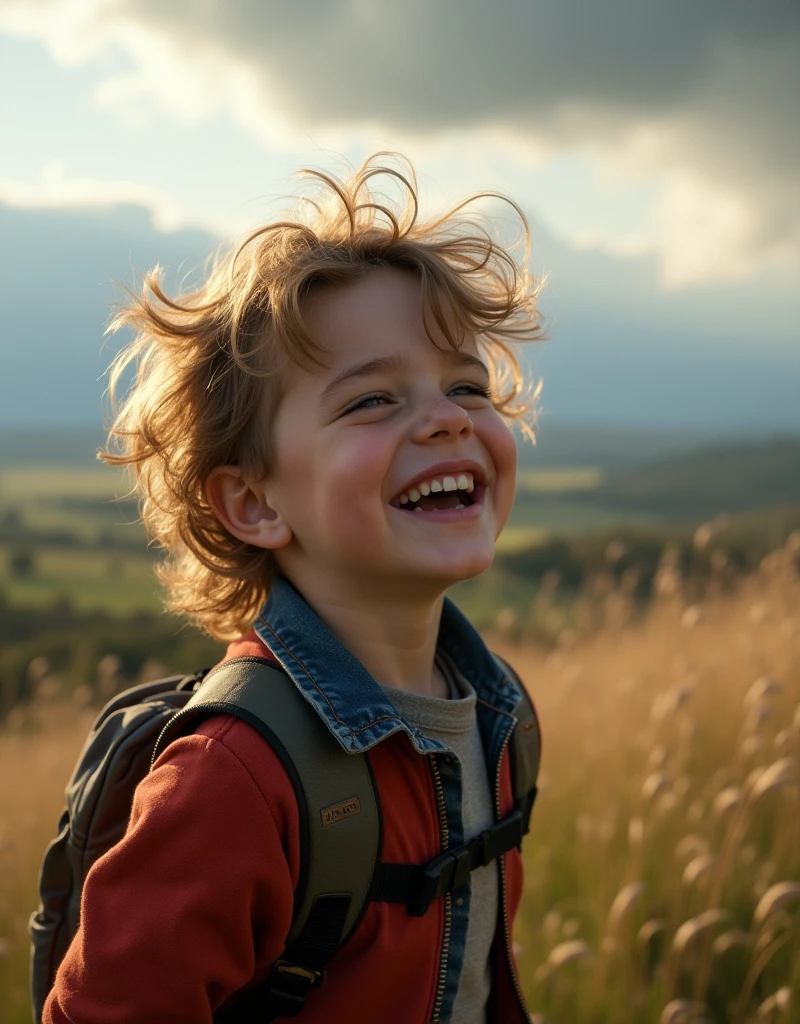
[287,575,449,698]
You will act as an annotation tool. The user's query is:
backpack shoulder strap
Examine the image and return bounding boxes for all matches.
[152,656,382,1020]
[492,652,541,835]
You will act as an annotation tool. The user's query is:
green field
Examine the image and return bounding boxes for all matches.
[0,463,630,617]
[515,467,605,492]
[0,467,129,501]
[2,437,800,622]
[0,545,158,614]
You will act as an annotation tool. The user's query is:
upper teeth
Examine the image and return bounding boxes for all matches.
[396,472,475,506]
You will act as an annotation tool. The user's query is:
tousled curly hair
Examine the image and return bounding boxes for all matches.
[102,154,545,639]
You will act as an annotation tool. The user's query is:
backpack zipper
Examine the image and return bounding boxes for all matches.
[495,725,530,1020]
[428,753,451,1023]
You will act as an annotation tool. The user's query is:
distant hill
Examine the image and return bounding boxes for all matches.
[580,435,800,521]
[0,428,105,466]
[517,420,725,472]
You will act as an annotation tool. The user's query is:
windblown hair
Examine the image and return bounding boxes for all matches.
[102,153,545,639]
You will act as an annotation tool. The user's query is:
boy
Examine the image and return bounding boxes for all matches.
[43,155,544,1023]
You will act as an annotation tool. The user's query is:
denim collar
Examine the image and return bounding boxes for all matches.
[253,575,521,756]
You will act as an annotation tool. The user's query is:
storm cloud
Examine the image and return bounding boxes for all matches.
[1,0,799,284]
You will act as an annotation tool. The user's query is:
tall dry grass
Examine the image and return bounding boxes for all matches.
[0,533,798,1022]
[0,703,95,1023]
[493,532,800,1023]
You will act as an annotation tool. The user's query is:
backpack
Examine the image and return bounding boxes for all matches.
[30,654,540,1022]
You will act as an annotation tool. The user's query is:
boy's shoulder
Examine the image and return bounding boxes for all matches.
[159,711,300,827]
[152,628,294,804]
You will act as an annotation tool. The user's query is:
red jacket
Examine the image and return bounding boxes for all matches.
[44,625,529,1023]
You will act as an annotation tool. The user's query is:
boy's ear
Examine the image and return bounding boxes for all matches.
[205,466,293,550]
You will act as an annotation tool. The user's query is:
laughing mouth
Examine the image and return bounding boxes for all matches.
[391,471,480,513]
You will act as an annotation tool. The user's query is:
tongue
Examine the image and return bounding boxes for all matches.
[416,492,462,511]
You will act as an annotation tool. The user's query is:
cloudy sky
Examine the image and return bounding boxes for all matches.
[0,0,798,433]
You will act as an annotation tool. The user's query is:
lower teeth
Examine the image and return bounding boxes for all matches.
[411,503,467,512]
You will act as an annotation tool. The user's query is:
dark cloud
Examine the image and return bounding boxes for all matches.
[4,0,799,279]
[132,0,798,127]
[111,0,800,278]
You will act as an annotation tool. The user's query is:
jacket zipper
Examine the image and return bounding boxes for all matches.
[494,724,530,1020]
[428,754,451,1023]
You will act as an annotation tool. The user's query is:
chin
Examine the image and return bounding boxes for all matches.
[424,548,495,588]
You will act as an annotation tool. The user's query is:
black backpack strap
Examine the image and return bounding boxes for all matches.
[370,807,527,916]
[152,657,382,1021]
[493,652,541,836]
[370,653,540,918]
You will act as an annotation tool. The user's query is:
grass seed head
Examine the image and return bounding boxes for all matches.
[682,606,705,629]
[682,854,716,888]
[675,834,710,863]
[629,816,645,847]
[659,999,705,1024]
[749,757,798,800]
[545,939,593,971]
[744,677,783,709]
[712,786,744,821]
[753,881,800,929]
[655,791,680,818]
[638,918,667,950]
[606,881,644,934]
[672,909,730,958]
[649,744,669,769]
[756,986,791,1019]
[642,771,670,803]
[773,728,792,754]
[711,929,749,958]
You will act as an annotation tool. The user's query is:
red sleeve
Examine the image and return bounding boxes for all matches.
[43,715,301,1024]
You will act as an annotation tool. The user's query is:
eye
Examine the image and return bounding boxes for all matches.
[449,383,493,399]
[345,392,392,413]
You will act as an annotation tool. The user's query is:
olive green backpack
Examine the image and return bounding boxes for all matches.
[30,655,540,1022]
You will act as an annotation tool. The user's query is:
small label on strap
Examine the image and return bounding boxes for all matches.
[321,796,362,827]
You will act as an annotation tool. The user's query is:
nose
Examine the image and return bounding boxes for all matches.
[411,391,474,443]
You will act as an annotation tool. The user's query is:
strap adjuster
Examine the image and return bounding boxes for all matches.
[479,808,524,864]
[264,960,326,1017]
[379,803,530,917]
[273,960,325,987]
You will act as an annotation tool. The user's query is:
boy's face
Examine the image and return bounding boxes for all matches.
[261,267,517,602]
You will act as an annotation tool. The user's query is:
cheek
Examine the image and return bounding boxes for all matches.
[485,416,518,510]
[322,430,393,499]
[291,431,395,546]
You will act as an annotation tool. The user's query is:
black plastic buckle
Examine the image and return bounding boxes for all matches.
[407,808,526,917]
[479,809,524,865]
[266,961,325,1017]
[274,961,325,987]
[449,845,474,891]
[407,846,461,916]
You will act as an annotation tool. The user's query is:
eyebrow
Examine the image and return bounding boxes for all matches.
[319,350,490,403]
